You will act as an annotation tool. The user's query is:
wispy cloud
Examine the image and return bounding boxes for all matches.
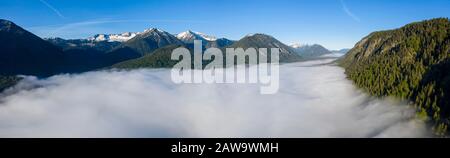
[39,0,66,19]
[29,19,208,29]
[340,0,360,22]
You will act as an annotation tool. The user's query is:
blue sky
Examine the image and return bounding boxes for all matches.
[1,0,449,50]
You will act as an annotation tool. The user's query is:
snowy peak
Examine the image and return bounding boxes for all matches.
[176,30,217,43]
[176,30,202,42]
[290,43,307,49]
[88,32,138,42]
[143,28,166,34]
[195,31,217,41]
[87,29,220,44]
[138,28,177,41]
[87,28,169,43]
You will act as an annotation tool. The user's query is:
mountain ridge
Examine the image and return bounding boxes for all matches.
[0,19,319,91]
[228,33,301,62]
[0,19,67,76]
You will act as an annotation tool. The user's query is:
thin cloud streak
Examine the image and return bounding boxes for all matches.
[39,0,66,19]
[28,19,209,30]
[340,0,360,22]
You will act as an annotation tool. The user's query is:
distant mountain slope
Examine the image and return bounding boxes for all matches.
[46,37,121,52]
[0,19,67,76]
[340,18,450,135]
[331,48,350,54]
[46,37,124,70]
[207,38,235,48]
[228,34,301,62]
[291,44,332,58]
[111,44,189,69]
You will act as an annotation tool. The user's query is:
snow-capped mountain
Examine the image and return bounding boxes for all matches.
[88,32,139,42]
[140,28,177,39]
[195,32,217,41]
[290,43,307,49]
[175,30,235,48]
[176,30,218,43]
[111,28,184,56]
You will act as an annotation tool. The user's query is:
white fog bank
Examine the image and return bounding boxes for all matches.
[0,59,429,138]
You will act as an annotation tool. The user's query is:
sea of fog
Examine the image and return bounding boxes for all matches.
[0,59,429,138]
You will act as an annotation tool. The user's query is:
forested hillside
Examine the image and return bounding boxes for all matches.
[340,18,450,135]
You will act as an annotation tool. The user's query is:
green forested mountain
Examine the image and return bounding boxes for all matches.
[228,34,302,62]
[340,18,450,135]
[111,45,188,69]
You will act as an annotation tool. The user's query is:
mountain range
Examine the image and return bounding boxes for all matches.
[111,33,304,69]
[0,19,308,90]
[0,18,349,75]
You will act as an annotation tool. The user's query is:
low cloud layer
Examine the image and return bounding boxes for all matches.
[0,59,429,138]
